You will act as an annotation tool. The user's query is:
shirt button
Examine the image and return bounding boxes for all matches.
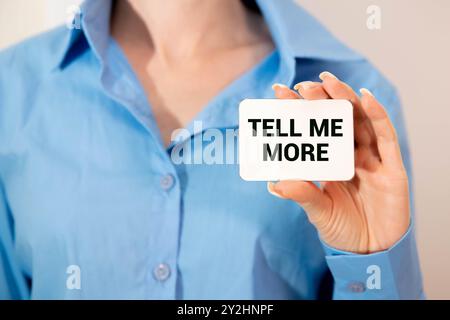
[347,281,366,293]
[153,263,171,282]
[160,174,175,191]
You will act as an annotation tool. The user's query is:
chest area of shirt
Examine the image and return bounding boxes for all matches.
[6,97,305,244]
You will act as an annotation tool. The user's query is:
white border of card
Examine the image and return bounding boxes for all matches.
[239,99,355,181]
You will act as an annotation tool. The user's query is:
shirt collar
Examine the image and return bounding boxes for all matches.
[57,0,112,69]
[56,0,362,69]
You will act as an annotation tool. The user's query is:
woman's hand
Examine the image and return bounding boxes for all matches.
[269,72,410,254]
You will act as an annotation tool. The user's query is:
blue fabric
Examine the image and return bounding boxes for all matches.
[0,0,423,299]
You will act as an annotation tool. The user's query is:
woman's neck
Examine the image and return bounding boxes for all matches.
[111,0,272,63]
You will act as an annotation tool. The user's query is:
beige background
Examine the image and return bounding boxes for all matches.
[0,0,449,299]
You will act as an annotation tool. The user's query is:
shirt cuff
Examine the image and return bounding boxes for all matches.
[321,225,424,299]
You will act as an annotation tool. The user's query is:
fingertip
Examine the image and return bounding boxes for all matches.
[272,83,289,91]
[293,81,317,92]
[319,71,338,81]
[293,81,328,100]
[273,85,301,99]
[359,88,374,97]
[267,181,287,199]
[359,88,382,114]
[359,88,380,111]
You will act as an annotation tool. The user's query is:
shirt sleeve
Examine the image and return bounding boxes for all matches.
[322,224,424,299]
[0,181,29,300]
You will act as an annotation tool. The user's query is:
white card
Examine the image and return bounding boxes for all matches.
[239,99,354,181]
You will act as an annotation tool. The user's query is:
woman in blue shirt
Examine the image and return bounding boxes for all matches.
[0,0,423,299]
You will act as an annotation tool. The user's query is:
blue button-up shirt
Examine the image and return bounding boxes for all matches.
[0,0,423,299]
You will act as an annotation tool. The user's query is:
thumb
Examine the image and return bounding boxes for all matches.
[268,180,332,226]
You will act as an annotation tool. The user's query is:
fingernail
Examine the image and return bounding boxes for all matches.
[293,81,317,91]
[359,88,374,97]
[319,71,338,81]
[272,83,288,90]
[267,182,286,199]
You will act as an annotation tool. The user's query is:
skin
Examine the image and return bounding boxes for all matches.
[111,1,410,254]
[111,0,274,146]
[271,74,410,254]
